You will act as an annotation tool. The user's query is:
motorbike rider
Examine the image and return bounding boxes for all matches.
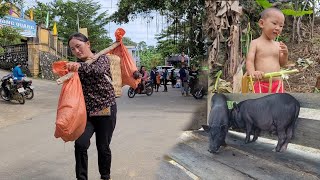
[12,63,26,80]
[139,66,149,93]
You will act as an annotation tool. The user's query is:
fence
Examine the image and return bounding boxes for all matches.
[0,43,30,75]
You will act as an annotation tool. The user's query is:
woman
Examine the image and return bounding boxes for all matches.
[139,66,148,92]
[66,33,116,180]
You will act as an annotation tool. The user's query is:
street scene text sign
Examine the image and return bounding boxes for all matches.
[0,16,37,37]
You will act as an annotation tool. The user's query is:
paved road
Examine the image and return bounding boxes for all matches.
[0,70,206,180]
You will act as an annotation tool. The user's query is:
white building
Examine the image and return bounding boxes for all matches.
[125,46,140,67]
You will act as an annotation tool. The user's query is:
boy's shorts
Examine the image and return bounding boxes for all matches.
[253,80,284,93]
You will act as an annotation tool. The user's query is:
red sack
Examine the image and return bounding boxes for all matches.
[52,61,87,142]
[109,28,140,89]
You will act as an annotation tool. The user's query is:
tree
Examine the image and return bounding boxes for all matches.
[0,26,23,54]
[111,0,206,62]
[139,47,163,70]
[31,0,112,52]
[0,0,23,18]
[122,37,137,46]
[137,41,147,51]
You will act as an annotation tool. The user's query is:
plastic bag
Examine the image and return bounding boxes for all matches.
[52,61,87,142]
[109,28,141,89]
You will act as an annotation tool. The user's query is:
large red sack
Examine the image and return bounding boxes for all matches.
[108,28,140,89]
[52,61,87,142]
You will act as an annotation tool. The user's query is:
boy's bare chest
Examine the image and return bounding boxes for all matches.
[256,43,279,57]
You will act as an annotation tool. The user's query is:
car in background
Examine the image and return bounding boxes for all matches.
[156,66,180,84]
[156,66,173,74]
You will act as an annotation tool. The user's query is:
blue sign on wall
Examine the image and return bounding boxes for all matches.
[0,16,37,37]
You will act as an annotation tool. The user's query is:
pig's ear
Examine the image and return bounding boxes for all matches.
[233,102,239,111]
[202,125,211,132]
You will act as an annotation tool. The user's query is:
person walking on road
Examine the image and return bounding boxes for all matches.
[66,32,117,180]
[162,68,168,92]
[150,67,157,90]
[170,68,177,88]
[179,65,189,96]
[155,71,161,92]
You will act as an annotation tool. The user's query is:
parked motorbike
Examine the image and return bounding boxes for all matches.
[128,80,153,98]
[21,78,34,100]
[192,86,207,99]
[0,74,26,104]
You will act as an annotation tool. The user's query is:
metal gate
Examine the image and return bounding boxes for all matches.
[0,43,30,76]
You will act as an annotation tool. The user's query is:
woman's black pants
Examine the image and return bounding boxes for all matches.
[74,104,117,180]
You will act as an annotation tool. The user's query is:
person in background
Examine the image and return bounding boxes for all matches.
[150,67,157,90]
[189,65,199,94]
[140,66,149,93]
[155,71,161,92]
[170,68,177,88]
[66,32,117,180]
[179,65,189,96]
[162,68,168,92]
[12,62,26,80]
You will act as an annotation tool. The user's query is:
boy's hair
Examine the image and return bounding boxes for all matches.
[260,7,283,19]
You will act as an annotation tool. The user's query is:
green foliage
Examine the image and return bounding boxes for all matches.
[241,22,253,57]
[282,9,313,17]
[32,0,112,52]
[111,0,206,63]
[255,0,314,17]
[27,1,52,26]
[0,47,4,55]
[0,26,23,46]
[139,46,162,70]
[0,3,10,18]
[137,41,147,51]
[0,0,24,18]
[255,0,272,9]
[156,39,178,59]
[122,37,137,46]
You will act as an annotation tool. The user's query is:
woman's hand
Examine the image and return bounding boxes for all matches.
[66,62,81,72]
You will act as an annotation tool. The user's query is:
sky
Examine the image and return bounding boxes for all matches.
[25,0,166,46]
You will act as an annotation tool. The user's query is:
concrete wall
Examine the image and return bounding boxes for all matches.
[27,26,68,78]
[39,51,60,80]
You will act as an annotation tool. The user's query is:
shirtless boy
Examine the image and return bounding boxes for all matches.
[246,7,288,93]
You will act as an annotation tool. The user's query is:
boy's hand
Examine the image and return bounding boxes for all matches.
[250,71,264,80]
[279,41,288,55]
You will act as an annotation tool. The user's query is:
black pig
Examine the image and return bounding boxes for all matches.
[230,93,300,152]
[202,93,229,153]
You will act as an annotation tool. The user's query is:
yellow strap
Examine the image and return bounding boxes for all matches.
[268,77,272,93]
[249,75,255,93]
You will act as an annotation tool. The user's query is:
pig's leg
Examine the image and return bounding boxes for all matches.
[252,128,261,142]
[245,123,253,144]
[280,123,295,152]
[221,140,227,147]
[275,130,287,152]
